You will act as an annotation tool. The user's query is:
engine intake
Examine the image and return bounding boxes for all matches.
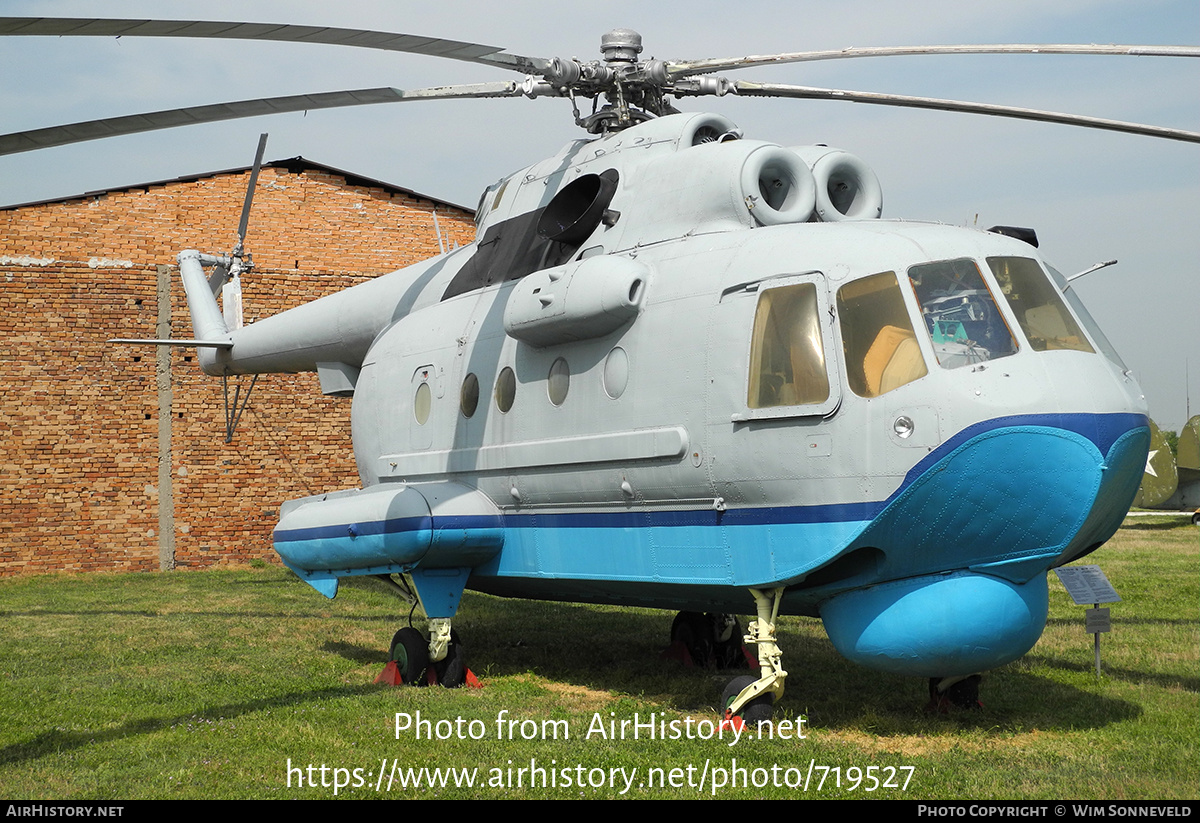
[790,146,884,221]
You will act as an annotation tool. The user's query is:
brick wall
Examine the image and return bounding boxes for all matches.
[0,164,475,575]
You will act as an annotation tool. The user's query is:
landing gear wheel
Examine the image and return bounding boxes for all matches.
[927,675,983,712]
[671,611,716,667]
[713,616,749,670]
[722,675,773,726]
[434,639,466,688]
[389,627,429,686]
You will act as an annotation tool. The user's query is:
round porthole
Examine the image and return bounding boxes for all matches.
[602,347,629,399]
[414,382,431,425]
[547,358,570,406]
[495,367,516,413]
[460,373,480,418]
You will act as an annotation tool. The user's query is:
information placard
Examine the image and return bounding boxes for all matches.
[1053,565,1121,605]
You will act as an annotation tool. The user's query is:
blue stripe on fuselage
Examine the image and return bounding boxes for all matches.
[275,412,1147,592]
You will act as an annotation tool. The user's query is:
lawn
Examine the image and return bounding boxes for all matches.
[1,517,1195,799]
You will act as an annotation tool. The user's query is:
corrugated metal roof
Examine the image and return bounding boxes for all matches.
[0,156,473,213]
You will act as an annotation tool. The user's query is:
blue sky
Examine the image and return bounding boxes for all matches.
[2,0,1197,429]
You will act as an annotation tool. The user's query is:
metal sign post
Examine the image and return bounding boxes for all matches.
[1054,565,1121,677]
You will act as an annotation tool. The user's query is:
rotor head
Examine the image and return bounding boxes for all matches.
[600,28,643,63]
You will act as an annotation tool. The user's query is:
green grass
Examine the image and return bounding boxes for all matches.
[1,518,1196,799]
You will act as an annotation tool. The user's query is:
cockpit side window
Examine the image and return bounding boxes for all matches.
[837,271,928,398]
[907,258,1017,369]
[987,257,1095,354]
[1048,264,1127,368]
[748,283,830,408]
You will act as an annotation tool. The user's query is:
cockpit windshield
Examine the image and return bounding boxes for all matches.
[986,257,1095,355]
[907,258,1017,369]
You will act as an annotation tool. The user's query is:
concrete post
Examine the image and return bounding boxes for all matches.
[156,264,176,571]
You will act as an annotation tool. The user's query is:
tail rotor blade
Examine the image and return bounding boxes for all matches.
[234,133,268,257]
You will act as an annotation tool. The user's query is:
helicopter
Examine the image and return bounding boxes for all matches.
[3,12,1198,721]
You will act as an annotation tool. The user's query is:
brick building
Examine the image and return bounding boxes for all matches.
[0,159,475,575]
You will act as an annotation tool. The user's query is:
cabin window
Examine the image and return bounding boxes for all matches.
[495,367,516,413]
[837,272,928,398]
[986,257,1095,354]
[907,258,1017,369]
[413,382,432,425]
[547,358,570,406]
[460,373,480,418]
[747,283,830,408]
[603,347,629,399]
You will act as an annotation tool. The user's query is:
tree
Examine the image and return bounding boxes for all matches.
[1163,429,1179,458]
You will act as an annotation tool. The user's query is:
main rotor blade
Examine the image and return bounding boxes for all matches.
[710,80,1200,144]
[0,82,535,156]
[0,17,551,74]
[668,43,1200,77]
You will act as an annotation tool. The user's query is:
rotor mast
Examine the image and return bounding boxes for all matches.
[544,28,679,133]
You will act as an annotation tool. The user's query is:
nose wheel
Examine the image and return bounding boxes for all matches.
[722,587,787,726]
[722,675,774,726]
